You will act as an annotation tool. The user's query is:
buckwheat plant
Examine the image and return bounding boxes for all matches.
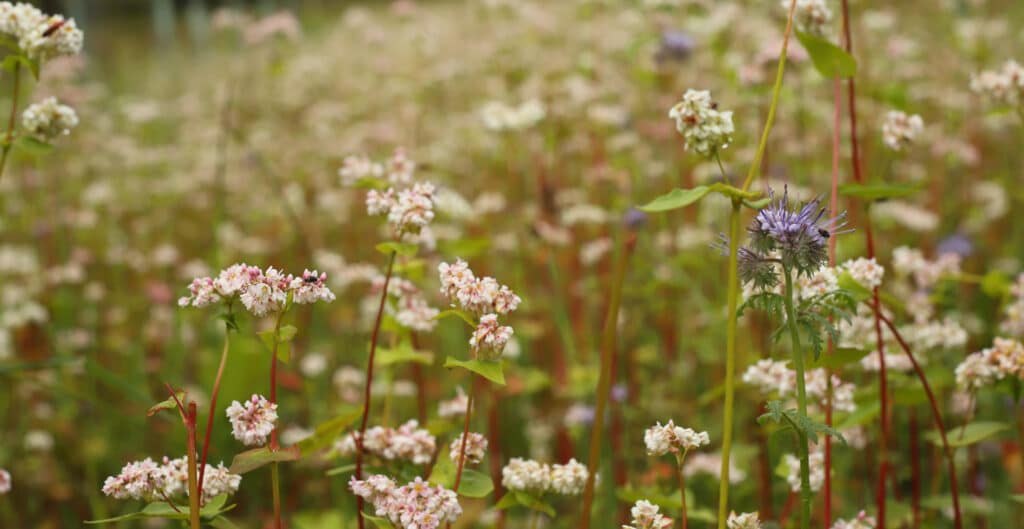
[727,511,763,529]
[881,111,923,151]
[500,457,589,526]
[622,500,673,529]
[731,187,854,529]
[644,421,709,529]
[0,2,84,181]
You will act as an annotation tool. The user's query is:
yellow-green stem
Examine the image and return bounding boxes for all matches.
[782,265,812,529]
[186,403,201,529]
[0,63,21,184]
[716,203,742,529]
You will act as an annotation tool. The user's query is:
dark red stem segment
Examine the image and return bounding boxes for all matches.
[452,376,479,493]
[198,327,231,500]
[355,251,398,529]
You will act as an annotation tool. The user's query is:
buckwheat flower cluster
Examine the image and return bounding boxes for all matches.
[438,387,470,418]
[480,98,546,131]
[369,275,439,332]
[891,246,961,291]
[859,351,913,373]
[970,59,1024,106]
[787,0,832,37]
[336,420,436,465]
[796,265,839,300]
[830,511,877,529]
[643,420,710,456]
[349,475,461,529]
[0,3,84,62]
[0,469,8,494]
[784,446,825,493]
[366,181,436,236]
[881,111,924,151]
[501,457,589,496]
[21,96,78,140]
[339,148,417,187]
[743,360,856,412]
[178,264,334,316]
[438,259,520,358]
[225,394,278,446]
[684,453,746,483]
[449,432,488,465]
[622,500,673,529]
[101,457,241,505]
[955,337,1024,391]
[668,89,734,157]
[841,257,885,290]
[727,511,763,529]
[1001,274,1024,337]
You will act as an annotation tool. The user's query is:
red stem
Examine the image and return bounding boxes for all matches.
[355,251,397,529]
[874,310,963,529]
[198,326,231,500]
[452,376,478,493]
[910,411,921,528]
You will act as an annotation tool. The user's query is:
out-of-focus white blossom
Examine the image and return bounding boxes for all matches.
[21,97,78,140]
[668,89,734,157]
[955,337,1024,390]
[623,499,673,529]
[784,446,825,493]
[787,0,832,37]
[481,98,545,131]
[831,511,877,529]
[882,111,924,151]
[644,420,710,456]
[501,457,589,496]
[727,511,763,529]
[0,469,9,495]
[336,420,435,465]
[449,432,488,465]
[971,59,1024,106]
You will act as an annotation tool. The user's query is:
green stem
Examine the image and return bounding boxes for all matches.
[716,202,742,529]
[782,265,811,529]
[579,233,635,529]
[0,63,21,184]
[677,453,689,529]
[186,402,201,529]
[271,462,282,529]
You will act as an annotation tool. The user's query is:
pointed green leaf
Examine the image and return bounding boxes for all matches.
[926,421,1008,448]
[229,446,300,475]
[639,186,713,213]
[375,241,418,256]
[795,30,857,78]
[297,406,362,456]
[434,309,476,327]
[455,469,494,498]
[147,391,186,417]
[443,357,505,385]
[376,342,433,367]
[278,325,298,342]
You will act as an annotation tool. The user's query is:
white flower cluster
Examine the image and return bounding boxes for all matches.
[339,148,417,187]
[449,432,488,465]
[438,260,521,358]
[21,96,78,140]
[101,456,240,505]
[841,257,885,290]
[643,420,710,456]
[683,453,746,483]
[727,511,763,529]
[336,420,436,465]
[225,394,278,446]
[438,387,470,418]
[668,89,734,157]
[859,351,913,373]
[349,475,461,529]
[797,265,839,300]
[501,457,589,496]
[742,359,856,413]
[891,246,960,290]
[0,3,83,62]
[371,275,439,332]
[1001,274,1024,337]
[831,511,877,529]
[480,99,545,131]
[787,0,832,37]
[622,500,673,529]
[367,182,436,237]
[881,111,924,151]
[955,337,1024,391]
[970,59,1024,107]
[178,263,335,317]
[0,469,9,495]
[784,445,825,493]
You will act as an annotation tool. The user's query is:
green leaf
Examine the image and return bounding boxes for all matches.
[743,197,772,209]
[1,53,38,80]
[795,30,857,78]
[443,357,506,385]
[495,492,520,510]
[258,326,296,364]
[376,342,433,367]
[297,406,362,456]
[12,135,53,156]
[229,446,301,475]
[361,512,396,529]
[434,309,476,327]
[513,491,556,516]
[455,469,494,498]
[325,463,356,477]
[836,272,873,302]
[926,421,1008,448]
[639,186,714,213]
[375,241,418,256]
[84,495,233,524]
[209,516,242,529]
[147,391,185,417]
[816,347,869,369]
[278,325,298,342]
[437,238,491,258]
[838,182,921,201]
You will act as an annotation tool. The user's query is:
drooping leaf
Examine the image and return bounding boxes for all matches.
[325,463,356,477]
[836,272,873,302]
[229,446,301,475]
[639,186,714,213]
[455,469,494,498]
[258,326,296,364]
[926,421,1008,448]
[12,135,53,156]
[512,491,556,516]
[85,495,233,524]
[433,309,476,327]
[376,342,433,367]
[297,406,362,456]
[375,241,419,256]
[443,357,506,385]
[147,391,186,417]
[795,30,857,78]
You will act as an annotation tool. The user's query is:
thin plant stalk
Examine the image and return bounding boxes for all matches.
[874,310,963,529]
[579,233,636,529]
[824,73,843,528]
[452,375,479,492]
[186,402,201,529]
[197,321,232,500]
[268,308,286,529]
[355,250,398,529]
[271,462,282,529]
[716,2,799,525]
[782,265,813,529]
[677,454,689,529]
[0,63,21,183]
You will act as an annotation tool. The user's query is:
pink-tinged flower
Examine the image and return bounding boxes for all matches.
[449,432,488,465]
[290,269,336,304]
[0,469,11,495]
[469,314,513,358]
[101,458,162,501]
[349,474,461,529]
[226,394,278,446]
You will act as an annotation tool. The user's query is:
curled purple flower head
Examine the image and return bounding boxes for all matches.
[623,208,648,230]
[748,186,849,277]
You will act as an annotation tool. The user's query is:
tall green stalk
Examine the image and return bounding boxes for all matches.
[782,265,812,529]
[0,63,21,185]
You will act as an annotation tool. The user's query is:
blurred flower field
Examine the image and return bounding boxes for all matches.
[2,0,1024,528]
